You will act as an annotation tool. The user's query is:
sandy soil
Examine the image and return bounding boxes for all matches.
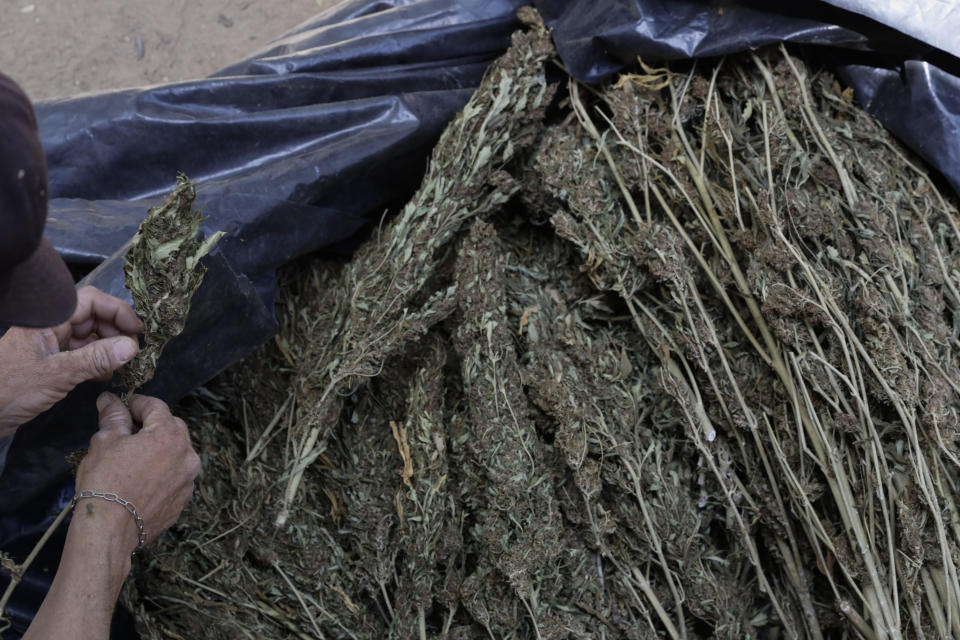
[0,0,339,102]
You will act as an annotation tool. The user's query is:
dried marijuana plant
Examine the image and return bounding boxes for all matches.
[121,175,225,398]
[541,47,960,638]
[390,340,461,639]
[124,25,960,640]
[274,7,556,527]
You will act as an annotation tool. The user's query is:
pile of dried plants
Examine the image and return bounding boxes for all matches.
[123,12,960,640]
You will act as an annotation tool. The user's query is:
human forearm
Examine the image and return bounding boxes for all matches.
[23,503,135,640]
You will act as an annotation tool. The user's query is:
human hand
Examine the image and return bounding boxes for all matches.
[0,286,142,436]
[73,393,201,555]
[22,394,199,640]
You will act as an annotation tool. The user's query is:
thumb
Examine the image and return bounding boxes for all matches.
[58,336,139,385]
[96,392,133,436]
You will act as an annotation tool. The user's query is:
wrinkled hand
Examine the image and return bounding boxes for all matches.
[0,286,142,436]
[75,393,201,553]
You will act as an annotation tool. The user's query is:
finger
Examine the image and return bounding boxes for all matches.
[91,322,122,339]
[130,395,175,431]
[96,392,134,436]
[70,287,144,337]
[53,287,143,349]
[67,334,99,351]
[70,318,95,340]
[67,335,114,381]
[55,336,139,386]
[171,418,190,440]
[70,317,123,342]
[187,450,202,478]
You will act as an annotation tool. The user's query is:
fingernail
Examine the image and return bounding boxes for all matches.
[114,338,138,364]
[96,392,113,412]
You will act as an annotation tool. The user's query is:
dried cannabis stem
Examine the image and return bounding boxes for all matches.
[454,220,565,638]
[121,174,224,399]
[390,340,461,639]
[274,8,556,527]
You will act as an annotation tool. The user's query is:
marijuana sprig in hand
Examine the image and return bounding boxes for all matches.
[120,174,224,400]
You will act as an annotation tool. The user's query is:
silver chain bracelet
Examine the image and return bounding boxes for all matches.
[73,490,147,554]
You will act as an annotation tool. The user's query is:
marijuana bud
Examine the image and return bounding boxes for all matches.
[120,174,225,400]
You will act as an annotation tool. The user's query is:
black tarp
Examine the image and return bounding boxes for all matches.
[3,0,960,636]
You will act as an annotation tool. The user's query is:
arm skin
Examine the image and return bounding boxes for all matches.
[22,502,137,640]
[21,394,200,640]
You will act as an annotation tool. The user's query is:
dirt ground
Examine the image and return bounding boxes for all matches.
[0,0,339,102]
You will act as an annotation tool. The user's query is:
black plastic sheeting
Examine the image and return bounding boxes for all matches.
[4,0,960,636]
